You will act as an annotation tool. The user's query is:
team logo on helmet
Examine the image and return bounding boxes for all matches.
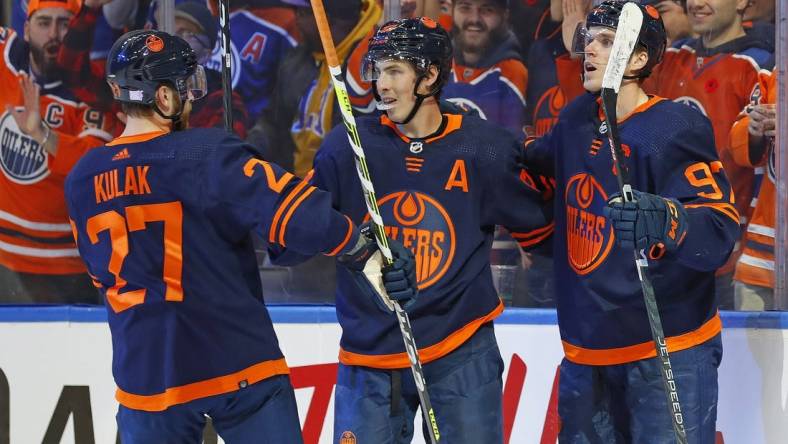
[645,4,660,19]
[145,35,164,52]
[421,17,438,28]
[367,191,456,289]
[0,111,49,185]
[340,431,357,444]
[565,173,615,275]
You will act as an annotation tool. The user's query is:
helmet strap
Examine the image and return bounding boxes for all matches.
[383,74,439,125]
[152,88,187,131]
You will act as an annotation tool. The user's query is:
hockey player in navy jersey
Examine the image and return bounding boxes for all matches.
[272,17,551,443]
[64,30,417,444]
[524,1,739,442]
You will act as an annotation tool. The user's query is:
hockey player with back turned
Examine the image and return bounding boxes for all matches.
[523,1,739,442]
[63,29,418,444]
[272,17,552,443]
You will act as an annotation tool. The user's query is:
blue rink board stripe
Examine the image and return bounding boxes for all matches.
[0,305,786,329]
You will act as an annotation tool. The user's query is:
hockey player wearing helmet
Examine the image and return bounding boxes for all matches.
[64,29,418,443]
[524,1,738,442]
[271,17,551,443]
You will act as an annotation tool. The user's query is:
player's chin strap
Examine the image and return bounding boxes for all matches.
[372,74,439,125]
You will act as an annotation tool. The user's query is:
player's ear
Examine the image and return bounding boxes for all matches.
[155,85,175,113]
[421,65,440,90]
[628,48,649,75]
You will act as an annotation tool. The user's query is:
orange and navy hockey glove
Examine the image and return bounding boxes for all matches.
[604,190,688,258]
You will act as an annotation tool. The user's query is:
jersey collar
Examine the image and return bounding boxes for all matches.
[380,113,463,144]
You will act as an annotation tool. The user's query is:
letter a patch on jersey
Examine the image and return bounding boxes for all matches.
[444,159,468,192]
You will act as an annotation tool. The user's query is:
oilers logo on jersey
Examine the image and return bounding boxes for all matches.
[565,173,614,275]
[0,109,48,184]
[367,191,455,289]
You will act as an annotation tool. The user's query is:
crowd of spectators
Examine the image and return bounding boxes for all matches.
[0,0,779,309]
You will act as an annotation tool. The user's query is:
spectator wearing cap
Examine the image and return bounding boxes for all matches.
[442,0,528,138]
[0,0,119,304]
[253,0,382,176]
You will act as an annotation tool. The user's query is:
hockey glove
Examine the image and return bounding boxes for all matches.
[603,190,688,257]
[338,223,419,312]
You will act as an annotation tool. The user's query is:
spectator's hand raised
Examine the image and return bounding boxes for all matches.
[7,73,46,142]
[562,0,592,57]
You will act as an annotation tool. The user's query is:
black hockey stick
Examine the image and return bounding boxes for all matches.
[308,1,440,442]
[218,0,233,131]
[599,3,687,443]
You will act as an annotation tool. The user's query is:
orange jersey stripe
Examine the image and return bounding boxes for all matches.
[562,312,722,366]
[339,301,504,369]
[269,179,311,244]
[115,358,289,412]
[278,186,317,246]
[685,202,740,224]
[325,216,355,256]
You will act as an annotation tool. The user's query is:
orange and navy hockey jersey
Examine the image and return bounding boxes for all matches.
[443,32,529,138]
[729,69,777,288]
[0,27,118,275]
[272,113,552,368]
[525,30,586,137]
[643,33,773,273]
[64,128,359,411]
[524,94,739,365]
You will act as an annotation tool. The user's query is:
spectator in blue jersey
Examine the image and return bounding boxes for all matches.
[272,18,552,442]
[65,29,418,443]
[443,0,528,138]
[524,1,738,441]
[201,0,301,124]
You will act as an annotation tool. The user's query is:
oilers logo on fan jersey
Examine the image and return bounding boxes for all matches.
[0,110,48,184]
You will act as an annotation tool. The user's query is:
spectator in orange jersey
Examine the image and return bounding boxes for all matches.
[728,68,776,310]
[0,0,120,304]
[642,0,773,308]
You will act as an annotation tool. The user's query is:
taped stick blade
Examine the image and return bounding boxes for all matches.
[601,2,644,92]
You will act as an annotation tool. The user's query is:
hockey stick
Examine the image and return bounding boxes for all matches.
[218,0,233,131]
[599,3,687,443]
[307,1,441,442]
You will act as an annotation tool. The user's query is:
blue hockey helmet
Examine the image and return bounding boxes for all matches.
[106,30,207,106]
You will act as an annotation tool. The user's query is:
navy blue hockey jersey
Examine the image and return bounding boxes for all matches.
[64,128,357,411]
[525,95,739,365]
[205,7,298,121]
[273,114,552,368]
